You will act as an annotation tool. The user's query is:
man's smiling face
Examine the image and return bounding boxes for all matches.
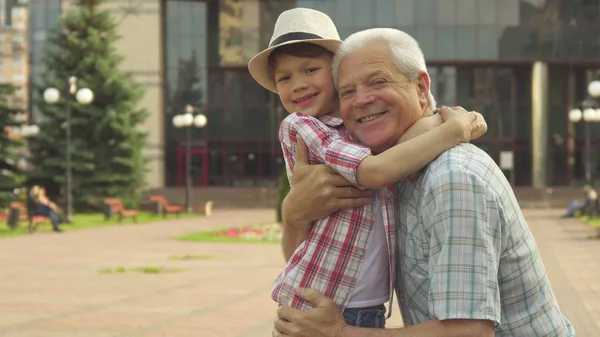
[337,42,430,153]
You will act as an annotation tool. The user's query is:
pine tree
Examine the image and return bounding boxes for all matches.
[0,84,26,209]
[29,0,149,210]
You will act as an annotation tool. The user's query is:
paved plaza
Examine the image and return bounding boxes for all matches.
[0,208,598,336]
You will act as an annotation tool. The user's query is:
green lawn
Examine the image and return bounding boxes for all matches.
[0,212,200,238]
[177,222,280,244]
[98,266,186,274]
[579,215,600,228]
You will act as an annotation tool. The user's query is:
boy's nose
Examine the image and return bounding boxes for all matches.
[292,81,309,93]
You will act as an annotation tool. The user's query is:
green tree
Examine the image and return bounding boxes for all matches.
[0,84,26,208]
[29,0,149,210]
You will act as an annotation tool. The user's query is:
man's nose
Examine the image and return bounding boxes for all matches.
[352,88,375,108]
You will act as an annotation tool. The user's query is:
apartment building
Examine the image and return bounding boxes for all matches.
[0,0,27,115]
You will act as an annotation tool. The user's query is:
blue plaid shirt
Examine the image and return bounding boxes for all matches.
[394,144,575,336]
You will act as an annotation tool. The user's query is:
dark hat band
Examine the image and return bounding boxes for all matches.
[269,32,323,47]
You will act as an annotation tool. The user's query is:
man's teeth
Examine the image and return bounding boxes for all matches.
[360,113,384,123]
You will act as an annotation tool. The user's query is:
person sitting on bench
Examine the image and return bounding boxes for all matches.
[29,185,63,232]
[562,185,598,218]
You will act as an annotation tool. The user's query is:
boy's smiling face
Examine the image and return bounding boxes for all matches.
[272,52,338,117]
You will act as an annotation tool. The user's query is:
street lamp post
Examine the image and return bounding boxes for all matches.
[568,80,600,185]
[172,104,207,213]
[43,77,94,222]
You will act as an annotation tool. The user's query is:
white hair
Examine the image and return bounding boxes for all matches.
[332,28,436,109]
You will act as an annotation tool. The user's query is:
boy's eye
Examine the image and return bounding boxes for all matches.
[306,67,320,74]
[277,76,290,83]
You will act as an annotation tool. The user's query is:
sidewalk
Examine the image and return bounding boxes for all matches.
[0,208,597,336]
[527,209,600,336]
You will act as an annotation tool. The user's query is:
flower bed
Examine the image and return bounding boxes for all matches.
[211,223,282,242]
[178,222,282,243]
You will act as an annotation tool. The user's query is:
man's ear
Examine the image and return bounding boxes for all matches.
[417,72,430,108]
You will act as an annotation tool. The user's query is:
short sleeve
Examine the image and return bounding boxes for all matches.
[420,168,503,326]
[278,113,371,187]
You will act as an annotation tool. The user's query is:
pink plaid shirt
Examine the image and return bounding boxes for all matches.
[273,112,396,313]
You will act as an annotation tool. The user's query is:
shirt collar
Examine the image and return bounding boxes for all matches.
[317,115,344,127]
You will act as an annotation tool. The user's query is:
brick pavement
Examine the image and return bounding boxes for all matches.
[528,209,600,336]
[0,208,597,336]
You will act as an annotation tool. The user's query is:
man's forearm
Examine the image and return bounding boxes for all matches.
[281,196,312,261]
[281,222,311,261]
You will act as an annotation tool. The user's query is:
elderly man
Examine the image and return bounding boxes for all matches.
[274,28,575,337]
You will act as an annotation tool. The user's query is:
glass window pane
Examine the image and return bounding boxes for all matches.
[295,0,317,8]
[456,0,477,25]
[192,1,207,34]
[332,2,354,38]
[179,37,193,60]
[374,0,396,27]
[477,0,497,25]
[298,0,335,16]
[429,67,457,107]
[436,27,456,59]
[477,27,503,60]
[428,67,438,100]
[395,0,414,26]
[497,0,519,26]
[178,2,193,35]
[435,0,456,26]
[415,0,436,25]
[456,27,477,60]
[354,1,374,29]
[31,3,45,28]
[415,26,435,58]
[167,36,179,69]
[441,67,457,106]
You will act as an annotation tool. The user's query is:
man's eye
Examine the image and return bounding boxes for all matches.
[372,79,387,85]
[340,90,355,97]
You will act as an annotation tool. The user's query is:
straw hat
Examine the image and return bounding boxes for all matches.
[248,8,341,93]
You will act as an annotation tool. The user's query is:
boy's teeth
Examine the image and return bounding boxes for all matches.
[296,94,315,103]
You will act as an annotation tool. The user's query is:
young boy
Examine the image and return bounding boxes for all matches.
[248,8,487,328]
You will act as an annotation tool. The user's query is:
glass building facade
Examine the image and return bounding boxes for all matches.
[163,0,600,187]
[28,0,600,187]
[163,0,292,187]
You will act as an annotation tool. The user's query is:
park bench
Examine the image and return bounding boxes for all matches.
[6,202,50,233]
[103,198,138,223]
[149,195,182,218]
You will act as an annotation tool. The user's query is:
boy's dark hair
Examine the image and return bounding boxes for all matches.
[268,42,334,74]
